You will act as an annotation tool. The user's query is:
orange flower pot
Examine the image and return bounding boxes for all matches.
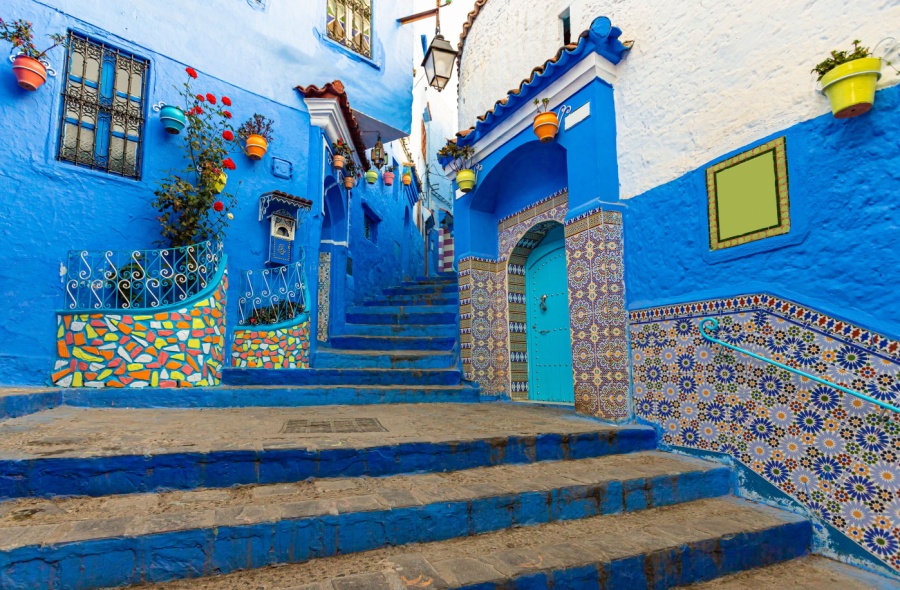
[333,154,345,169]
[343,176,355,189]
[402,173,412,186]
[245,134,268,160]
[533,112,559,143]
[12,55,47,91]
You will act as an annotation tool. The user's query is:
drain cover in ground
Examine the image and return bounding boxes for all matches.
[281,418,387,434]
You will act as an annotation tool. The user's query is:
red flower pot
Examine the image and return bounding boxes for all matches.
[12,56,47,91]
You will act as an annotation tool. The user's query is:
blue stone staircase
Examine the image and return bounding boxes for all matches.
[222,274,478,403]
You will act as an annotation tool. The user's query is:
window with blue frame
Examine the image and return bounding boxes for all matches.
[326,0,372,58]
[58,32,149,179]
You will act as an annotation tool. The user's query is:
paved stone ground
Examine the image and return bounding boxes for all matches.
[0,451,718,548]
[114,497,800,589]
[0,387,56,398]
[0,403,622,460]
[679,556,899,589]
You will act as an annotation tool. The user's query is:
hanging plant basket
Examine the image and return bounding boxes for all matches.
[158,105,187,135]
[365,169,378,185]
[533,111,560,142]
[457,169,477,193]
[12,55,47,91]
[383,170,395,186]
[245,134,268,160]
[820,57,882,119]
[402,173,412,186]
[333,154,346,169]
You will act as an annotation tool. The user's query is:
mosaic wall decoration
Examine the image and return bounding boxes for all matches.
[52,273,227,388]
[231,319,311,369]
[458,257,507,396]
[565,209,630,420]
[707,136,790,250]
[317,252,331,342]
[631,294,900,572]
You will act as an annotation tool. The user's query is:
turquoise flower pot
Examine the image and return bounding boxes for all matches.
[159,105,187,135]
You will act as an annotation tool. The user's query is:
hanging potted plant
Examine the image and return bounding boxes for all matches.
[365,167,378,185]
[383,165,395,186]
[0,18,66,91]
[152,67,240,248]
[401,166,413,186]
[238,113,274,160]
[332,139,352,169]
[343,159,358,190]
[813,40,884,119]
[532,98,559,142]
[438,141,478,193]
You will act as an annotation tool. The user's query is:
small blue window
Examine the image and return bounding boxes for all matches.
[58,32,149,179]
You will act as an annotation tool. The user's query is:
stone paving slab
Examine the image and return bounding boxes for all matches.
[0,403,633,460]
[678,556,900,589]
[119,497,809,590]
[0,451,721,549]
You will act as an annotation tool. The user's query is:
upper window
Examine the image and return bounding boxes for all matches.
[327,0,372,58]
[706,136,790,251]
[58,32,149,179]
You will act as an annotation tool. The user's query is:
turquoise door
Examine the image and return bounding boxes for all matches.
[526,226,574,403]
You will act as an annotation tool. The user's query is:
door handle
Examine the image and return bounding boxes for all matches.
[539,294,547,311]
[532,324,550,335]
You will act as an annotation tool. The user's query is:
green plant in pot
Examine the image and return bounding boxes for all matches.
[152,67,240,247]
[438,141,477,193]
[343,158,359,189]
[813,40,886,119]
[0,18,66,91]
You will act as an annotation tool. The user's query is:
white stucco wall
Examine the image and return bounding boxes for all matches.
[458,0,900,199]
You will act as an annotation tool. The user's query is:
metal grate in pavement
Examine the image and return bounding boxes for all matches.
[281,418,387,434]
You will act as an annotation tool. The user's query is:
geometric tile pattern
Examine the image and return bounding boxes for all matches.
[52,272,228,388]
[317,252,331,342]
[565,208,630,420]
[230,319,311,369]
[631,294,900,572]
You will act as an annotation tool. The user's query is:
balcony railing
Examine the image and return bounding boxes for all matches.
[64,241,224,311]
[238,258,307,327]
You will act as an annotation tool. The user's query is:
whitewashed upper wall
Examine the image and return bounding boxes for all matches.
[458,0,900,199]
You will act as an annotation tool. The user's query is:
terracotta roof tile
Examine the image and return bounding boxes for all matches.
[295,80,370,170]
[458,0,490,57]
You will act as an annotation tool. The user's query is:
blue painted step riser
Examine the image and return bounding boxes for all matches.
[0,468,732,590]
[383,285,457,296]
[338,324,459,337]
[364,297,459,307]
[345,312,457,325]
[350,305,459,315]
[223,368,461,386]
[328,336,457,351]
[0,429,656,500]
[316,353,457,370]
[453,523,812,590]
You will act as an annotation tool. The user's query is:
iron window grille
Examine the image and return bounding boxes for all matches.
[58,31,150,179]
[363,213,377,242]
[326,0,373,58]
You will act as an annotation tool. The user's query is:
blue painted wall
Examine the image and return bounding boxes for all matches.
[0,0,417,384]
[625,84,900,339]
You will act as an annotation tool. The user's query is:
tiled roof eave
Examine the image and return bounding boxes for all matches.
[295,80,371,170]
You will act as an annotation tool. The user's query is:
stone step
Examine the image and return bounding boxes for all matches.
[315,349,457,369]
[345,309,457,325]
[0,403,656,499]
[338,323,458,338]
[115,497,810,590]
[327,335,457,351]
[0,452,731,589]
[363,295,459,307]
[676,555,898,589]
[222,367,462,386]
[383,283,457,296]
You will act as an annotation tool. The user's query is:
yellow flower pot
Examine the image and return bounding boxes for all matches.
[821,57,882,119]
[402,173,412,186]
[213,172,227,194]
[457,169,477,193]
[245,134,268,160]
[533,111,560,143]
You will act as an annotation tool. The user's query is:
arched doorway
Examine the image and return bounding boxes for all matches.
[318,180,347,342]
[524,225,573,403]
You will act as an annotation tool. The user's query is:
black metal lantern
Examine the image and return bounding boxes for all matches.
[422,33,458,92]
[370,135,386,170]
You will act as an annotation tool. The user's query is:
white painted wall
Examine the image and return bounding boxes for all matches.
[458,0,900,199]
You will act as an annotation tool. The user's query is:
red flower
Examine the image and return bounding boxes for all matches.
[206,93,216,104]
[223,110,232,119]
[222,158,236,171]
[336,139,344,145]
[196,94,204,102]
[222,130,234,141]
[222,96,232,106]
[213,201,224,212]
[186,107,196,116]
[186,67,198,79]
[195,105,204,115]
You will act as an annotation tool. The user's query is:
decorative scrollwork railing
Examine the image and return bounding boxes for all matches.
[64,241,224,311]
[700,317,900,414]
[238,258,307,327]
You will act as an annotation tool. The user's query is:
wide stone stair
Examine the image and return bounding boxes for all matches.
[222,274,478,405]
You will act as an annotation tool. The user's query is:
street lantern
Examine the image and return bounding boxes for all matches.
[370,135,386,170]
[422,33,457,92]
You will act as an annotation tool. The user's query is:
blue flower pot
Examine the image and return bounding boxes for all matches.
[159,105,187,135]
